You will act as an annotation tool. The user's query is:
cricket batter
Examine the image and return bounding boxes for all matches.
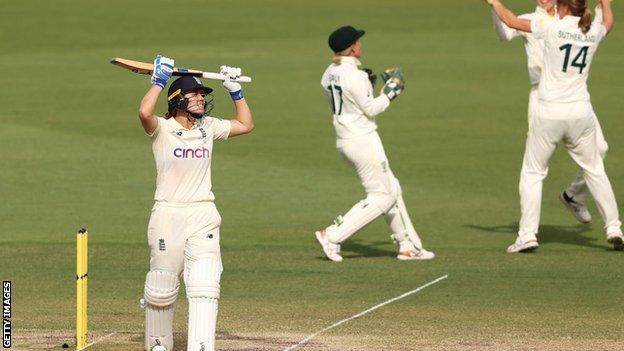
[315,25,434,262]
[487,0,623,252]
[490,0,608,225]
[137,55,254,351]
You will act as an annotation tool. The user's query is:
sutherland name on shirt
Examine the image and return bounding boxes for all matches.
[558,30,598,43]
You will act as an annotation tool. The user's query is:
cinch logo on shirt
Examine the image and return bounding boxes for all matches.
[173,147,210,159]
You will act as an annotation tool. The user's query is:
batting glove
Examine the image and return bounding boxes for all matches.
[220,65,244,100]
[151,55,174,89]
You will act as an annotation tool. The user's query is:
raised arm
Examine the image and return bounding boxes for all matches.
[599,0,614,34]
[138,86,162,135]
[228,98,253,137]
[491,8,521,41]
[138,55,174,135]
[219,66,254,138]
[486,0,532,33]
[594,4,603,24]
[349,72,391,118]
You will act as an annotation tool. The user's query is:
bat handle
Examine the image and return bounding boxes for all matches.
[202,72,252,83]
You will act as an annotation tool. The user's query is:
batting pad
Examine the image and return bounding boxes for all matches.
[144,270,179,351]
[184,255,222,351]
[184,255,222,299]
[144,270,180,306]
[187,298,218,351]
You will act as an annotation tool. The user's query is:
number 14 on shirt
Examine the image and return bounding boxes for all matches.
[560,44,589,73]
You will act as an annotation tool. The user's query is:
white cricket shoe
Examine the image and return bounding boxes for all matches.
[397,248,435,260]
[507,236,539,253]
[607,233,624,251]
[315,230,343,262]
[559,191,592,224]
[151,342,167,351]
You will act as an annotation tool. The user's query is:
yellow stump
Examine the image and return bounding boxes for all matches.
[76,228,88,350]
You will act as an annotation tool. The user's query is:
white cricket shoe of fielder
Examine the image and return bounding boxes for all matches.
[315,230,343,262]
[507,236,539,253]
[397,248,435,260]
[607,233,624,251]
[559,191,592,224]
[151,344,167,351]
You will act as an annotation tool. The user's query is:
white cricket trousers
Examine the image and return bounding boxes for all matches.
[527,87,609,204]
[325,132,424,248]
[518,100,622,241]
[148,201,222,274]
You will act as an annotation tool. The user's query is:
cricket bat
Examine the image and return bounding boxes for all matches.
[110,57,252,83]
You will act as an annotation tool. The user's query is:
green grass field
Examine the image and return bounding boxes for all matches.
[2,0,624,350]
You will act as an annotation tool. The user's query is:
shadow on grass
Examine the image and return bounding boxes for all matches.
[465,222,610,251]
[315,239,396,260]
[342,240,396,259]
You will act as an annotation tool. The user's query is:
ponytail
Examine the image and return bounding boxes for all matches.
[579,7,592,33]
[559,0,592,33]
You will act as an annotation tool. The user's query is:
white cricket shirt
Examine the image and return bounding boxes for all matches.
[320,56,390,140]
[492,7,553,86]
[532,15,607,103]
[149,116,231,203]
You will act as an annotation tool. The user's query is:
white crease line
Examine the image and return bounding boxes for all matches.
[78,332,117,350]
[283,274,449,351]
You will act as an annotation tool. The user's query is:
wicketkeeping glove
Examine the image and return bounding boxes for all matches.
[380,67,404,101]
[220,65,244,100]
[151,55,174,89]
[380,66,403,84]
